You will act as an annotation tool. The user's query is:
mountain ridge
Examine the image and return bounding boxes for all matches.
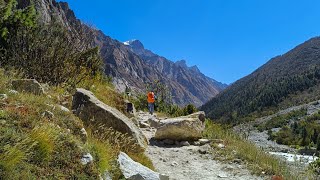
[25,0,226,107]
[201,36,320,123]
[124,39,228,104]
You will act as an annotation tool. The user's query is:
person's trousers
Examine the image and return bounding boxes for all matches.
[148,103,154,115]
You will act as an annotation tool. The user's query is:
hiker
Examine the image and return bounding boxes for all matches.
[147,91,155,115]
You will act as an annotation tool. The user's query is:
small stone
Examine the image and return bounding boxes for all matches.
[139,121,150,128]
[42,110,54,119]
[59,105,70,112]
[180,141,190,146]
[80,128,88,143]
[81,153,93,165]
[0,120,6,125]
[199,139,211,145]
[193,141,201,146]
[223,165,234,171]
[171,161,179,166]
[61,101,68,106]
[0,94,8,100]
[66,129,71,133]
[198,149,207,154]
[217,173,228,178]
[8,89,18,94]
[45,103,55,109]
[217,143,225,149]
[233,159,242,164]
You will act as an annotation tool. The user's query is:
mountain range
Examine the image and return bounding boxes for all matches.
[201,37,320,123]
[28,0,227,107]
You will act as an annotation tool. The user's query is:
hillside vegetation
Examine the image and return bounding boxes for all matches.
[0,1,153,179]
[201,37,320,124]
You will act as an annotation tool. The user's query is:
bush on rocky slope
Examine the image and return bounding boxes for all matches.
[0,0,102,87]
[0,1,153,179]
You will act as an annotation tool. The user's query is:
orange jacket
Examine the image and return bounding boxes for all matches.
[147,92,155,103]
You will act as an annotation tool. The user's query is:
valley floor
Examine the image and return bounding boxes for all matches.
[137,112,263,180]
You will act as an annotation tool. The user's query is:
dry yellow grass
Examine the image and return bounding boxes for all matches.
[0,68,154,179]
[204,121,295,179]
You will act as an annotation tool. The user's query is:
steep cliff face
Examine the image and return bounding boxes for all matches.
[29,0,226,106]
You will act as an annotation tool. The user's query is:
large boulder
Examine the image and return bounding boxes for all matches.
[72,88,147,152]
[154,112,205,141]
[118,152,167,180]
[11,79,45,95]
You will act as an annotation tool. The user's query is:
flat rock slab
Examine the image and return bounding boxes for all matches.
[72,88,147,152]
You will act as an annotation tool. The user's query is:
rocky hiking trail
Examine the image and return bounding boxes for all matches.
[137,112,262,180]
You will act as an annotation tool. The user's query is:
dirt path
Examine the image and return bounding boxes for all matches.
[137,112,263,180]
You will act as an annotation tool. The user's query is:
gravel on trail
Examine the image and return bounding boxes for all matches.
[137,112,263,180]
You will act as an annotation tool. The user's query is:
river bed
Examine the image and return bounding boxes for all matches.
[268,152,318,164]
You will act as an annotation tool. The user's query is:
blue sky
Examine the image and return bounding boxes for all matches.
[58,0,320,84]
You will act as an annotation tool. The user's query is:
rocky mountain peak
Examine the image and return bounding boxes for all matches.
[190,65,201,73]
[176,60,201,73]
[124,39,145,50]
[175,60,188,69]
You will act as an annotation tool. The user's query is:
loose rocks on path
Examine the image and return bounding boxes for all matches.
[137,112,263,180]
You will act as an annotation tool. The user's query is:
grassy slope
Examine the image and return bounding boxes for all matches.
[0,69,153,179]
[203,121,317,180]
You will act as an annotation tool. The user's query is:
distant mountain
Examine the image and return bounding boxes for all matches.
[201,37,320,123]
[28,0,226,107]
[124,40,228,106]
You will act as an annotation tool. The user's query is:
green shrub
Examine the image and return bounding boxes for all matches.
[0,0,103,87]
[309,158,320,174]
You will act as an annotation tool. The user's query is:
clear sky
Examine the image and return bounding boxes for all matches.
[57,0,320,84]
